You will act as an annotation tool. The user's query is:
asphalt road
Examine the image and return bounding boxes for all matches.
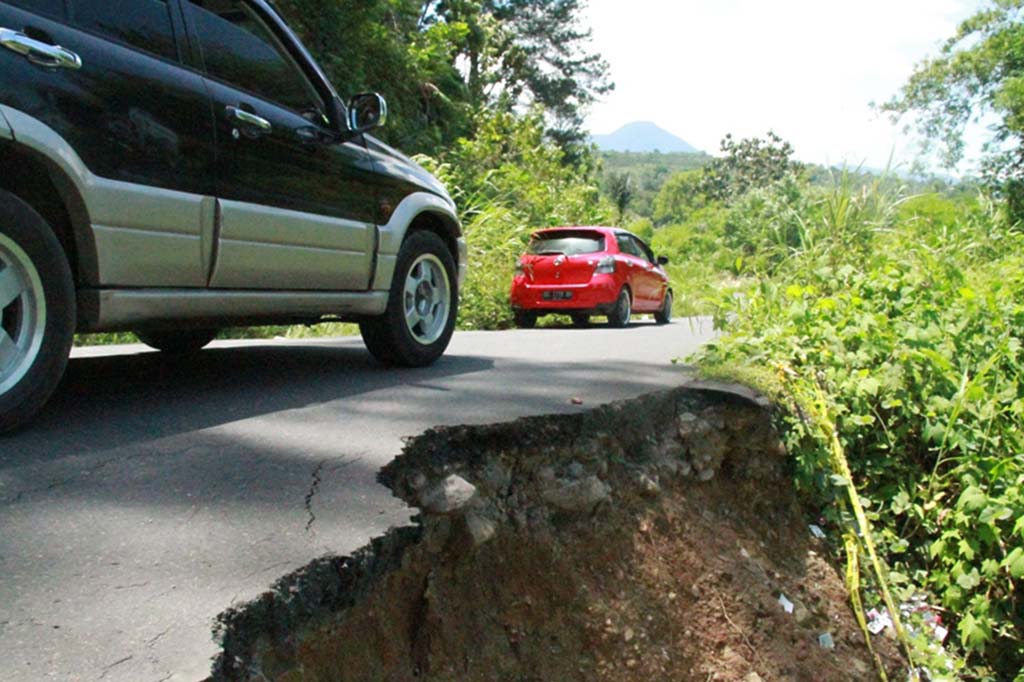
[0,319,715,682]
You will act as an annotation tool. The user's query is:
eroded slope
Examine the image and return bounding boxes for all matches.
[209,385,903,682]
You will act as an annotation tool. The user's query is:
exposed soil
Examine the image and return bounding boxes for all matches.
[210,385,904,682]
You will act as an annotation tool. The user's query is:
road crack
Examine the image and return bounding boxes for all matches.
[303,458,355,534]
[304,460,327,533]
[97,655,132,679]
[146,627,171,648]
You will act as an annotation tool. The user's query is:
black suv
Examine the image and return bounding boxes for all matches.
[0,0,465,431]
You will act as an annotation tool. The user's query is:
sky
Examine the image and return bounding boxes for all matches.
[583,0,982,172]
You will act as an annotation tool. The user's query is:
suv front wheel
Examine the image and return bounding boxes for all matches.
[360,230,457,367]
[0,190,75,433]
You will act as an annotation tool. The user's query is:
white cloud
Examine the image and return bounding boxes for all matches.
[583,0,981,171]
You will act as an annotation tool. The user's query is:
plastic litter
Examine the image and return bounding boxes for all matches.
[808,524,826,539]
[900,596,948,643]
[778,593,794,614]
[866,607,893,635]
[818,632,835,649]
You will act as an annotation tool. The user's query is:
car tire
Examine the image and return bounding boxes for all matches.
[655,291,673,325]
[514,310,537,329]
[360,230,457,367]
[135,328,219,353]
[570,313,589,328]
[0,190,76,433]
[607,288,631,328]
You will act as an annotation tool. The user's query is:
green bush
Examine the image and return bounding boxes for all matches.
[695,179,1024,681]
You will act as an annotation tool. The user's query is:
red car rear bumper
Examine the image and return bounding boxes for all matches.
[509,275,619,313]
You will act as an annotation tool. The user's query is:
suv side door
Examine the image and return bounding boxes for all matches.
[0,0,216,287]
[180,0,379,291]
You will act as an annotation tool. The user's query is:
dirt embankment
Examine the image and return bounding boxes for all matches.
[208,385,904,682]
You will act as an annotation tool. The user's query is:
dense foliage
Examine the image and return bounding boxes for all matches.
[697,131,803,203]
[599,151,711,217]
[678,156,1024,679]
[882,0,1024,224]
[273,0,610,155]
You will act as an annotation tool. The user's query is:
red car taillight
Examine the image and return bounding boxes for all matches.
[593,256,616,275]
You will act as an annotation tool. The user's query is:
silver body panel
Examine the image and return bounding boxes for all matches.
[1,105,463,330]
[91,289,388,329]
[211,200,373,290]
[373,191,468,290]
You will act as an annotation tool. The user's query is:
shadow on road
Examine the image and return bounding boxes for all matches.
[1,342,493,462]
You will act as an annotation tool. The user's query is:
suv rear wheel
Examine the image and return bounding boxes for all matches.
[0,190,75,433]
[360,231,457,367]
[135,329,219,353]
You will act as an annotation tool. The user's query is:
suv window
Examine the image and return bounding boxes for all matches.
[186,0,322,115]
[4,0,65,18]
[71,0,179,61]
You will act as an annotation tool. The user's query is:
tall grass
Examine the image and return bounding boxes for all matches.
[694,175,1024,681]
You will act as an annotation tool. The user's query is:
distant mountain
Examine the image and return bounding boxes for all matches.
[591,121,699,153]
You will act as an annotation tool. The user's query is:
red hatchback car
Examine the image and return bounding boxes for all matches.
[509,226,673,328]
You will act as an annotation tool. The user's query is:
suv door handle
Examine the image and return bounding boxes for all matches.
[0,27,81,70]
[225,105,272,134]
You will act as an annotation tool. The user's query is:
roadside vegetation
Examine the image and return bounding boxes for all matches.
[690,159,1022,680]
[71,2,1024,678]
[683,4,1024,679]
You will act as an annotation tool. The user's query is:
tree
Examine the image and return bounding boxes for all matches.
[605,172,634,223]
[275,0,471,154]
[276,1,612,157]
[882,0,1024,224]
[697,132,802,202]
[652,169,708,225]
[446,0,613,148]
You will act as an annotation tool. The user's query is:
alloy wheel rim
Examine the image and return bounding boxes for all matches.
[0,234,46,395]
[403,254,450,345]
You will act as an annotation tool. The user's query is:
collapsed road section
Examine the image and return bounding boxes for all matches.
[206,385,904,682]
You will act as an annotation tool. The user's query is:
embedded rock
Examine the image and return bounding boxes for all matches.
[420,475,477,515]
[540,475,611,513]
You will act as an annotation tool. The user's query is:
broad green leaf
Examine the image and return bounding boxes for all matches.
[859,377,881,396]
[1004,547,1024,579]
[958,486,987,512]
[958,612,991,651]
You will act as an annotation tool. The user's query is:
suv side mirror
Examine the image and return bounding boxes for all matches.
[347,93,387,133]
[656,255,669,266]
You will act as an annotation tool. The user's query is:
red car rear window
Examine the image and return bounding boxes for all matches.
[528,230,606,256]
